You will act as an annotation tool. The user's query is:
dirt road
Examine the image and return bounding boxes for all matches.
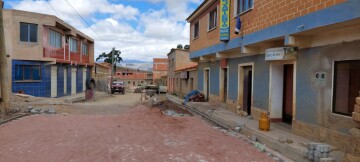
[0,93,275,162]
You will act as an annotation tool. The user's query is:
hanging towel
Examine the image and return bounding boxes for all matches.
[235,16,242,35]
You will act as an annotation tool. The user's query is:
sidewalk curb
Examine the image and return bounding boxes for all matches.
[167,94,310,162]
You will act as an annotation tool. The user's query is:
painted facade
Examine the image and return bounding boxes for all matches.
[187,0,360,151]
[3,9,94,97]
[167,49,198,94]
[174,65,198,97]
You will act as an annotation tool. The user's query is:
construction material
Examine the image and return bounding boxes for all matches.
[304,143,332,162]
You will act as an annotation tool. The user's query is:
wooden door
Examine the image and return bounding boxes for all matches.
[205,70,210,101]
[282,64,294,124]
[243,66,252,115]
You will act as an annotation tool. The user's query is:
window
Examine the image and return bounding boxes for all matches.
[81,43,88,55]
[20,23,38,43]
[49,29,62,48]
[15,65,41,81]
[333,60,360,116]
[208,8,217,30]
[193,22,199,39]
[69,38,78,53]
[236,0,253,15]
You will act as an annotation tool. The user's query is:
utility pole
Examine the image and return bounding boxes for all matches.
[110,47,115,94]
[0,0,9,118]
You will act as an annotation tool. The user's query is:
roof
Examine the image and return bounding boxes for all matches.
[175,64,198,72]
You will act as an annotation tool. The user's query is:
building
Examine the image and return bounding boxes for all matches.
[152,58,168,85]
[167,48,197,94]
[174,65,198,97]
[93,63,110,92]
[187,0,360,151]
[114,67,152,87]
[3,9,94,97]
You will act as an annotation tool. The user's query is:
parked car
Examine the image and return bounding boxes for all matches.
[111,81,125,94]
[145,85,159,97]
[159,85,167,93]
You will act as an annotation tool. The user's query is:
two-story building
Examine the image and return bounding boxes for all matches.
[167,48,197,95]
[187,0,360,151]
[115,67,153,87]
[3,9,94,97]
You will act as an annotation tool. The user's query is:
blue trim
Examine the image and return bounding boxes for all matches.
[190,0,360,59]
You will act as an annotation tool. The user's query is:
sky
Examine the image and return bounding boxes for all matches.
[3,0,202,62]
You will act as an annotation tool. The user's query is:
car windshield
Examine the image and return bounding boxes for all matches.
[113,82,123,85]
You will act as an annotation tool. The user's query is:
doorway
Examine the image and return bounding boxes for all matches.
[282,64,294,124]
[238,64,254,116]
[243,66,252,115]
[204,69,210,101]
[220,68,228,103]
[269,62,295,125]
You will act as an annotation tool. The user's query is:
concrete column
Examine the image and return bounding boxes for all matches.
[82,67,86,91]
[64,68,67,95]
[71,68,76,95]
[50,65,58,98]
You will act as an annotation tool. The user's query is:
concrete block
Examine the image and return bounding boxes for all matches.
[308,153,314,160]
[352,112,360,122]
[316,144,330,152]
[321,152,330,158]
[314,156,320,162]
[355,104,360,113]
[320,158,335,162]
[356,97,360,105]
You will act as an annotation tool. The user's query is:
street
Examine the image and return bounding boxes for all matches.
[0,93,275,162]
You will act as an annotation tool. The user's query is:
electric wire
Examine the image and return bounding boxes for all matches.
[63,0,114,49]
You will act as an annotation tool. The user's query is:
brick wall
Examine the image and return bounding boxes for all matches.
[189,0,347,52]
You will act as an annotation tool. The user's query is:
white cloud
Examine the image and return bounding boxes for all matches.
[9,0,197,62]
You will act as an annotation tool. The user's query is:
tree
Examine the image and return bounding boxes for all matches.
[96,49,123,72]
[177,44,183,49]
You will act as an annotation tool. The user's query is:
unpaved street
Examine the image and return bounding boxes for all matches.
[0,93,275,162]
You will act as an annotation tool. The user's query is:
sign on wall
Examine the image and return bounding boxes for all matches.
[180,71,189,79]
[220,0,230,41]
[265,47,298,61]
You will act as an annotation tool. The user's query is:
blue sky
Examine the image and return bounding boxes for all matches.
[3,0,202,61]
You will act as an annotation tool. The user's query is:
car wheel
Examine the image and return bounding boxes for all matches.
[111,91,114,94]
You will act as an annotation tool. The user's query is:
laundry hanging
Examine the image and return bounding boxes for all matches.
[235,16,242,35]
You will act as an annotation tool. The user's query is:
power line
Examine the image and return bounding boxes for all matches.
[63,0,114,49]
[46,0,65,22]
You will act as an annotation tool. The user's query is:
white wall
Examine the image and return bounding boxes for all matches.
[269,63,284,119]
[71,68,76,95]
[50,66,58,98]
